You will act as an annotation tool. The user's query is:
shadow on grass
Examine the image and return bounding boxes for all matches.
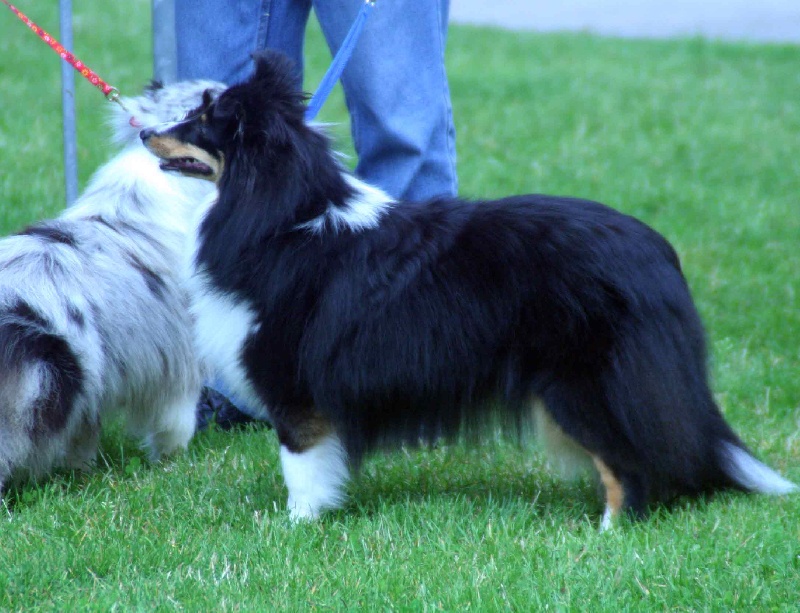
[2,424,754,530]
[331,445,758,528]
[325,443,605,526]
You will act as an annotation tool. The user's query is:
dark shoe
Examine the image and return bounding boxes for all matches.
[195,387,271,431]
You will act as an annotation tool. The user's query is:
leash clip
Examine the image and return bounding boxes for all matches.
[106,87,130,112]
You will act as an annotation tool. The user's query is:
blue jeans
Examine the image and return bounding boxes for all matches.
[175,0,458,201]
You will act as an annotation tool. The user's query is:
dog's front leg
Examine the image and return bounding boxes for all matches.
[275,411,349,521]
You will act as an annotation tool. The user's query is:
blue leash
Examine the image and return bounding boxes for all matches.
[305,0,376,121]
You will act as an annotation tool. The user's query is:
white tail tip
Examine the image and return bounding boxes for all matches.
[721,442,798,495]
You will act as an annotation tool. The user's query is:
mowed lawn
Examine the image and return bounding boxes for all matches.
[1,1,799,610]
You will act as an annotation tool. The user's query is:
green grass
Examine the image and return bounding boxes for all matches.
[2,1,800,610]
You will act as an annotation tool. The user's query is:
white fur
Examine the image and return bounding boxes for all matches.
[297,174,394,234]
[721,442,798,495]
[599,505,615,532]
[186,272,271,421]
[142,392,200,461]
[0,80,224,492]
[181,187,271,421]
[280,433,349,521]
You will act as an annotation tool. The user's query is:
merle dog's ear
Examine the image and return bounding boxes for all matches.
[144,79,164,97]
[201,89,215,109]
[181,89,218,123]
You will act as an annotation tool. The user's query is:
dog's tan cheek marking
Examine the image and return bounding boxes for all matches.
[144,135,189,159]
[591,455,625,529]
[212,153,225,184]
[146,136,222,181]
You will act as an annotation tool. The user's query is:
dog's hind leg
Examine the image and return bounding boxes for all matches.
[590,456,645,530]
[0,364,52,493]
[533,400,596,481]
[275,410,349,521]
[63,413,100,471]
[142,391,199,461]
[0,435,25,498]
[538,379,651,529]
[533,401,645,529]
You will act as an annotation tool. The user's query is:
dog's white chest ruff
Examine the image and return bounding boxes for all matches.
[189,273,270,420]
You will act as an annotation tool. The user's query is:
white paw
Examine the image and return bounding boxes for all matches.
[599,505,615,532]
[287,498,321,523]
[280,434,349,523]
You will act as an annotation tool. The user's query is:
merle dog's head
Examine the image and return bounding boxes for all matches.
[140,51,308,184]
[112,79,226,147]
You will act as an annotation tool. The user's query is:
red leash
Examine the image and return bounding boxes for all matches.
[1,0,123,105]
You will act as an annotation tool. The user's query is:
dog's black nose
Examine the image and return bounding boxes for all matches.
[140,127,155,142]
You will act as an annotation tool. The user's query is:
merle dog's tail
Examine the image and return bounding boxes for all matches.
[0,303,85,490]
[0,303,84,432]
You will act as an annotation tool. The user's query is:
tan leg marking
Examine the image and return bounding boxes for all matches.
[591,455,625,530]
[276,408,336,454]
[292,412,334,452]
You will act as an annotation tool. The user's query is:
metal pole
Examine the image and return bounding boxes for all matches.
[59,0,78,206]
[152,0,177,84]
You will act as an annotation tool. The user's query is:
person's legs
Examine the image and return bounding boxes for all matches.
[176,0,456,198]
[175,0,312,85]
[313,0,458,201]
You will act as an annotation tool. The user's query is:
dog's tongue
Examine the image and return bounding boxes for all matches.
[129,117,142,128]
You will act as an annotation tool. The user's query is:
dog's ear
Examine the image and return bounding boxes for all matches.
[212,96,246,141]
[251,50,300,90]
[144,79,164,97]
[249,50,310,126]
[201,89,215,110]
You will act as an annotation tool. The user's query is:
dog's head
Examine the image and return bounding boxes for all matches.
[140,51,310,185]
[111,79,227,147]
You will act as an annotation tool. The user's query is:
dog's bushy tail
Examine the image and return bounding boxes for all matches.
[0,302,83,487]
[570,295,797,508]
[717,441,797,495]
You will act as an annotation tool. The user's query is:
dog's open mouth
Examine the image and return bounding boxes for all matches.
[159,157,213,176]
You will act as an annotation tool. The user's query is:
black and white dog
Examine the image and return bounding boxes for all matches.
[0,79,225,495]
[142,51,796,527]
